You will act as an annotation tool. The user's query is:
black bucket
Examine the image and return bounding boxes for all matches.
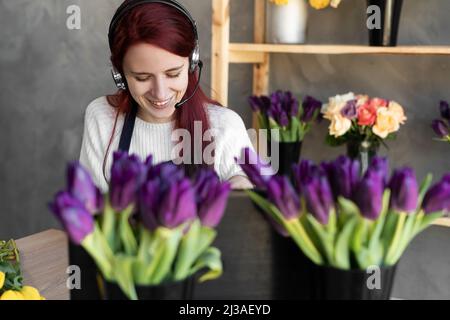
[309,263,397,300]
[68,241,103,300]
[267,140,302,181]
[102,277,195,300]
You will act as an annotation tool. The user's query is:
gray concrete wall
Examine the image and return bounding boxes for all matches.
[0,0,448,299]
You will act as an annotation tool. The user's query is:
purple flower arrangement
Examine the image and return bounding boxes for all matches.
[49,151,231,300]
[248,90,322,142]
[431,100,450,143]
[238,147,449,269]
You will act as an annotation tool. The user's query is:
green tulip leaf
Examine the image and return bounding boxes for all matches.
[112,254,137,300]
[101,197,117,252]
[174,219,202,281]
[190,247,223,282]
[418,174,433,207]
[334,216,357,270]
[119,204,138,256]
[305,215,334,265]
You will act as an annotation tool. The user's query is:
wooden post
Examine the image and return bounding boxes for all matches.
[211,0,230,106]
[252,0,270,153]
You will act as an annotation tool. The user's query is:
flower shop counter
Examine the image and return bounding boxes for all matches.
[15,191,449,300]
[15,229,69,300]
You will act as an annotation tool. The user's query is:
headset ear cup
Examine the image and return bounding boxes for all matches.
[111,68,127,90]
[189,43,200,73]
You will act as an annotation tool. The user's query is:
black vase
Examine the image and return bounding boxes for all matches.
[308,263,397,300]
[68,241,103,300]
[267,140,302,181]
[251,189,312,299]
[270,232,318,300]
[367,0,403,46]
[102,277,195,300]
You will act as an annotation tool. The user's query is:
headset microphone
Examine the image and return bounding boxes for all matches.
[174,60,203,110]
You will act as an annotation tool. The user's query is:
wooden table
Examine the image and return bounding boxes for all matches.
[16,229,69,300]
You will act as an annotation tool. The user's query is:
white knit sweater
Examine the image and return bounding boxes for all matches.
[79,96,253,192]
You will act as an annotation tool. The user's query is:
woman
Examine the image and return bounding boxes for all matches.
[79,0,254,192]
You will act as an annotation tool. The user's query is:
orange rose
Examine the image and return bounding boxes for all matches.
[357,102,377,126]
[369,98,388,109]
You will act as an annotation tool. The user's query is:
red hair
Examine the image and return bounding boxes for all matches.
[104,1,220,179]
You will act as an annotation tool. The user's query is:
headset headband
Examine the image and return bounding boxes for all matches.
[108,0,198,51]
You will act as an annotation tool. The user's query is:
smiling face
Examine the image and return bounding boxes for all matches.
[123,43,189,123]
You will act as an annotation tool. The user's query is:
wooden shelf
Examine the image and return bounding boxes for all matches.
[434,217,450,228]
[229,43,450,61]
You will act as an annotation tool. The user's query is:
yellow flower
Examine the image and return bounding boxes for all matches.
[0,271,5,289]
[309,0,330,9]
[269,0,289,5]
[372,107,400,138]
[20,286,42,300]
[328,113,352,137]
[309,0,341,9]
[0,290,24,300]
[388,101,407,125]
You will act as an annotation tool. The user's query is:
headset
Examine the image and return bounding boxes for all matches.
[108,0,203,109]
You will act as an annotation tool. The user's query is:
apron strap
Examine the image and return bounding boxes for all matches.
[118,100,138,152]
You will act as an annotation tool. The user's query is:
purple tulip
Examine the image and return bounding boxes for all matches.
[322,156,360,200]
[236,147,275,190]
[353,169,384,220]
[422,174,450,214]
[431,119,449,138]
[138,179,161,231]
[301,95,322,122]
[388,167,418,213]
[146,161,185,191]
[49,191,94,244]
[109,151,146,211]
[193,169,231,228]
[248,95,271,113]
[340,99,358,120]
[158,178,197,228]
[267,175,300,220]
[301,168,334,224]
[279,110,289,127]
[67,162,103,215]
[268,90,300,124]
[369,156,390,186]
[440,100,450,120]
[292,159,316,194]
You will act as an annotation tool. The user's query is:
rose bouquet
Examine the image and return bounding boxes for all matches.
[49,151,231,300]
[431,100,450,144]
[322,92,407,172]
[238,147,448,270]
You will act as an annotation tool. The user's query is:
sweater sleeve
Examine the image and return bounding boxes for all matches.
[216,108,256,181]
[79,97,117,193]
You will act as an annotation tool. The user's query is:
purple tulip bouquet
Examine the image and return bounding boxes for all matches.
[238,147,449,270]
[248,90,322,142]
[49,151,231,300]
[431,100,450,143]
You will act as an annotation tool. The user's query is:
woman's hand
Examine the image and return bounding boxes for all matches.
[228,175,254,190]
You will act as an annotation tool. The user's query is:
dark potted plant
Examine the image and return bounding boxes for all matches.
[49,152,231,300]
[248,91,322,181]
[238,147,449,300]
